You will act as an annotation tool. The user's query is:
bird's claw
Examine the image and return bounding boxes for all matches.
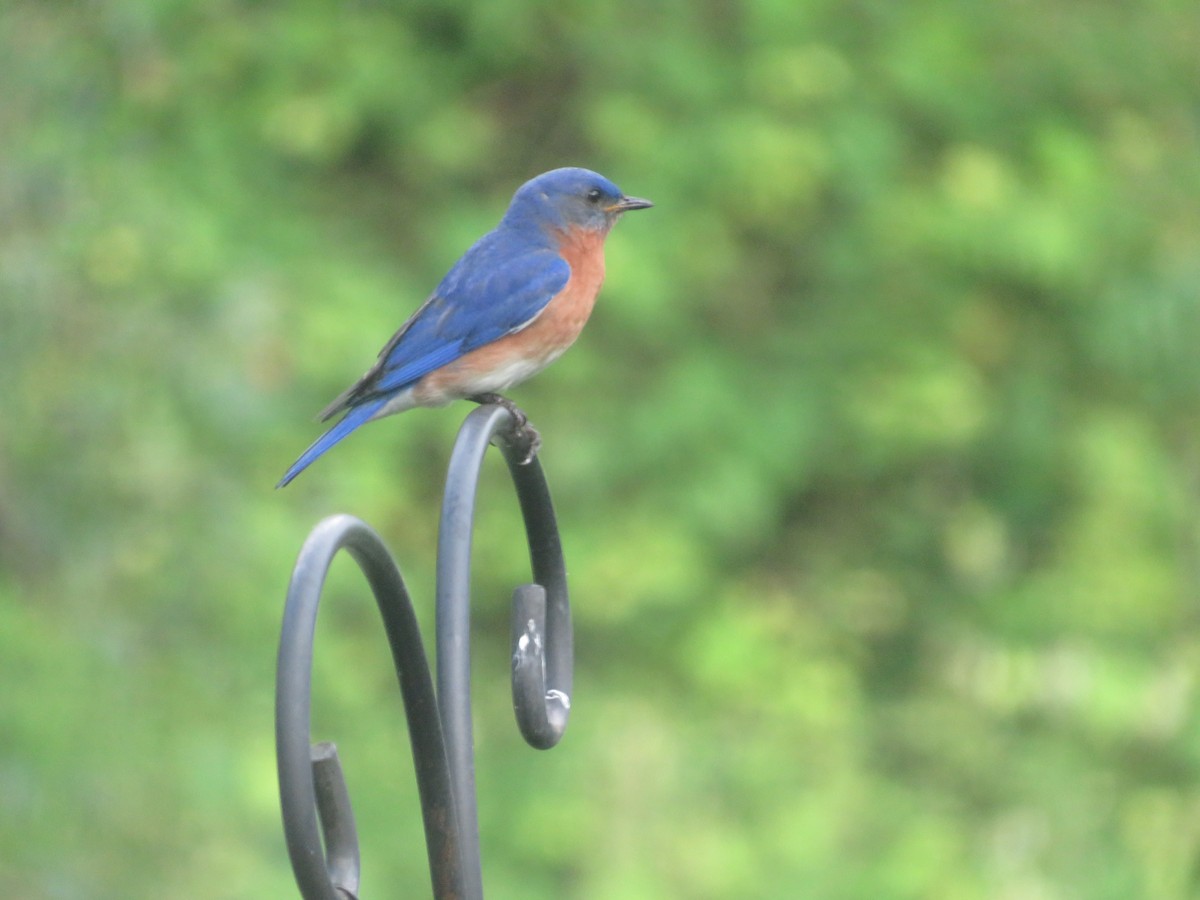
[469,393,541,465]
[508,423,542,465]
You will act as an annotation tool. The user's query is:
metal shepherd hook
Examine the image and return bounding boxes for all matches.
[275,404,574,899]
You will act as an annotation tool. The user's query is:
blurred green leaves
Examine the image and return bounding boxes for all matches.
[2,0,1199,897]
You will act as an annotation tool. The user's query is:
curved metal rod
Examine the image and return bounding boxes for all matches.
[435,405,574,897]
[499,441,573,749]
[276,514,464,900]
[277,405,574,899]
[510,584,571,748]
[310,742,360,898]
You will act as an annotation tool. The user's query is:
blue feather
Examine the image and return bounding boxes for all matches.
[276,398,387,488]
[374,342,465,394]
[375,248,569,387]
[278,167,649,486]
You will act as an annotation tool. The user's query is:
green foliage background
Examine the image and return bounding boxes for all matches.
[3,1,1199,897]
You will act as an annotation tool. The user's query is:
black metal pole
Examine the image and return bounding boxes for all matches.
[435,406,576,895]
[276,404,575,898]
[276,514,464,899]
[435,405,509,899]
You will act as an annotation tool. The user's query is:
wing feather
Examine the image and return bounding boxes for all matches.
[319,236,568,420]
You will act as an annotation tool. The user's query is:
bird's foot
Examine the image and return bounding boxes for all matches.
[469,393,541,464]
[469,393,528,426]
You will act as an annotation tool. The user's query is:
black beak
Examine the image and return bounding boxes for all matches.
[609,195,653,213]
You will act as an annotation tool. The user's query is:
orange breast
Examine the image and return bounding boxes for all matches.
[521,227,607,355]
[413,228,608,403]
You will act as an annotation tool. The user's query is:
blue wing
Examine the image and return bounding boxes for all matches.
[277,231,568,487]
[321,235,569,418]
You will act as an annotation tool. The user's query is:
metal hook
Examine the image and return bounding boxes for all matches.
[434,405,575,896]
[276,514,464,900]
[497,437,573,751]
[276,404,575,899]
[510,584,571,749]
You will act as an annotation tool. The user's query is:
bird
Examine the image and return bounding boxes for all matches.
[277,167,652,487]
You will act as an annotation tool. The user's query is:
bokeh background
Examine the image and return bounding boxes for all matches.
[3,1,1200,897]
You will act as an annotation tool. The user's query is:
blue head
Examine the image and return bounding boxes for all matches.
[502,167,652,236]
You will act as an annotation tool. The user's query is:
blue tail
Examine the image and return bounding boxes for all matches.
[276,398,386,488]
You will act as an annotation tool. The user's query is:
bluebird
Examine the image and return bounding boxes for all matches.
[277,167,652,487]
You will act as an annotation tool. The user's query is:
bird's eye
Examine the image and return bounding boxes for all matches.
[586,188,603,203]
